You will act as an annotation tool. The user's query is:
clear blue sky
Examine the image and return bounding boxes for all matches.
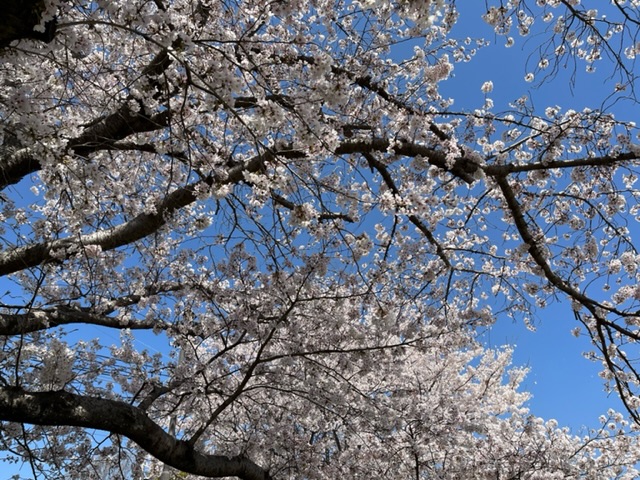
[441,3,635,432]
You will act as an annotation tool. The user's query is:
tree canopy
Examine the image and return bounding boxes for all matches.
[2,0,640,479]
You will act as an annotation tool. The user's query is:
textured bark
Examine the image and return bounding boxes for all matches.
[0,49,172,191]
[0,387,272,480]
[0,155,264,277]
[0,147,41,190]
[0,307,161,336]
[0,109,171,190]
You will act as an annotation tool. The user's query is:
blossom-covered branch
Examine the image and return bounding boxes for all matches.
[0,387,272,480]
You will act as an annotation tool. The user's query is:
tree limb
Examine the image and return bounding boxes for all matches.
[0,108,171,190]
[0,306,163,336]
[0,47,173,191]
[336,138,479,184]
[0,386,272,480]
[0,135,472,277]
[484,151,640,176]
[362,152,452,268]
[0,154,265,277]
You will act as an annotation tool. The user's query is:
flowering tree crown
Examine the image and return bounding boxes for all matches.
[1,1,640,478]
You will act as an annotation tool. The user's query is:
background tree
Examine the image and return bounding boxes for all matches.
[2,0,640,478]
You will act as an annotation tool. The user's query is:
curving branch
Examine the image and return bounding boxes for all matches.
[336,138,479,184]
[0,48,173,191]
[0,180,201,276]
[0,154,265,277]
[493,172,640,418]
[494,174,600,307]
[0,386,272,480]
[0,108,171,190]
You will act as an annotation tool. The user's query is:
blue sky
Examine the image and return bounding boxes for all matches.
[441,3,635,432]
[482,304,617,431]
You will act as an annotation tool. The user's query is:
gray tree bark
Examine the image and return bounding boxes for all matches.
[0,387,272,480]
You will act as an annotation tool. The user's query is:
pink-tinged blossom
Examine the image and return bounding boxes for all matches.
[481,80,494,93]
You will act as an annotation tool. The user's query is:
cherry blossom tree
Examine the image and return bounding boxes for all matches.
[2,0,640,478]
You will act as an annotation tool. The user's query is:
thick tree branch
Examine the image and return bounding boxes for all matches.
[484,151,640,176]
[0,155,265,277]
[0,109,170,190]
[0,386,272,480]
[70,109,171,158]
[336,138,479,184]
[0,182,199,276]
[0,48,173,191]
[493,174,640,336]
[0,135,473,277]
[0,147,40,190]
[494,174,591,302]
[0,306,163,336]
[273,137,480,183]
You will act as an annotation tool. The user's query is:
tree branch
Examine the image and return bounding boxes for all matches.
[0,181,200,276]
[336,138,479,184]
[0,108,170,190]
[362,152,452,268]
[494,174,589,301]
[0,386,272,480]
[0,47,173,191]
[493,174,638,327]
[0,306,164,336]
[484,151,640,176]
[0,154,265,277]
[0,135,473,277]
